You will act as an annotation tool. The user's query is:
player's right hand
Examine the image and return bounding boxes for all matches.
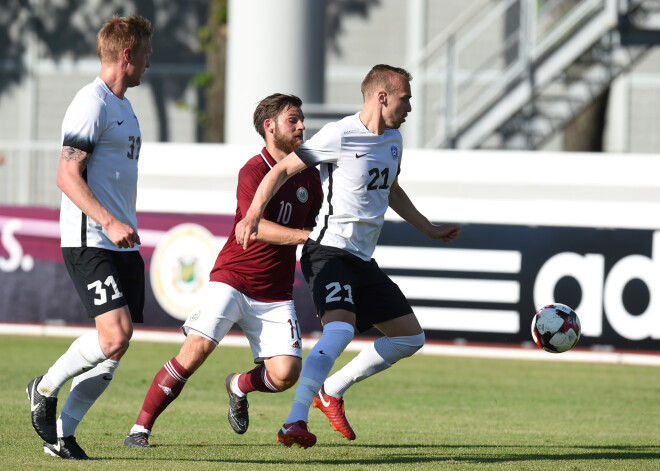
[107,220,140,249]
[235,216,259,250]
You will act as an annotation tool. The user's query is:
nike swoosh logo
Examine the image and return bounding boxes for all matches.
[355,153,368,158]
[29,383,39,411]
[117,120,124,126]
[319,390,331,408]
[52,440,62,452]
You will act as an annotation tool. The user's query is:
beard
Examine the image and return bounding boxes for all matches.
[273,127,303,154]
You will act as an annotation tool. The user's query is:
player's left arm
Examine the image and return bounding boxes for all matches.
[388,177,461,242]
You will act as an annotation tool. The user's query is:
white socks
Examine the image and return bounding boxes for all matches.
[57,358,120,437]
[324,332,425,398]
[230,374,246,397]
[38,331,107,397]
[129,424,151,435]
[285,321,354,424]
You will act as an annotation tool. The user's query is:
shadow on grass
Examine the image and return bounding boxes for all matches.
[115,443,660,466]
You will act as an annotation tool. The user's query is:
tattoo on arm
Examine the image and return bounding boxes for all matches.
[62,146,90,167]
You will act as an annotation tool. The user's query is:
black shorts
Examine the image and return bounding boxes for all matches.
[62,247,145,322]
[301,239,412,333]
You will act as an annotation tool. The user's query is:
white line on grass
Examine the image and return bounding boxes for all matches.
[2,322,659,367]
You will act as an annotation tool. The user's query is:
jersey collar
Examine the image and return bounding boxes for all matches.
[259,147,277,170]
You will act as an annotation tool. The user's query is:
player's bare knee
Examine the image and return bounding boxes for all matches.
[274,365,301,391]
[265,357,301,390]
[101,335,130,359]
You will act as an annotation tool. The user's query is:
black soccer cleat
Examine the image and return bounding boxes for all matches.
[26,376,58,444]
[225,373,249,434]
[43,436,95,460]
[123,432,152,448]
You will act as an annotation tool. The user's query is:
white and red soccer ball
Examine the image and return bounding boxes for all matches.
[531,303,581,353]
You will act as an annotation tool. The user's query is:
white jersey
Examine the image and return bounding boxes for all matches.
[295,112,403,261]
[59,77,141,251]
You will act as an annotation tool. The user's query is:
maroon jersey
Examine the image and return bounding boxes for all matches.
[210,148,322,302]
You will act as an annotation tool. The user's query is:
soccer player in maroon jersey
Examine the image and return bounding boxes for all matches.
[123,93,322,447]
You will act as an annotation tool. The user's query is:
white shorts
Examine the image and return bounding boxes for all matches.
[182,281,303,362]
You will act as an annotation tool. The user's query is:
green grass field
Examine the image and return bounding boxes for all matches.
[1,334,659,470]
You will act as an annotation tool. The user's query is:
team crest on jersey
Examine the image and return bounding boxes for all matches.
[296,187,309,203]
[391,145,399,160]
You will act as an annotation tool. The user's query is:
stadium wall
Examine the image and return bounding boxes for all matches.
[1,144,659,353]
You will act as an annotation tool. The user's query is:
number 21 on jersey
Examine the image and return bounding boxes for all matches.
[325,282,354,304]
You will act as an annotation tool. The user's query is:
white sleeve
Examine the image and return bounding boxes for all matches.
[61,91,105,154]
[294,122,342,166]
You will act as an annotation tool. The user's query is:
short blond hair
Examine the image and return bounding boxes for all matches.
[360,64,412,99]
[97,15,153,64]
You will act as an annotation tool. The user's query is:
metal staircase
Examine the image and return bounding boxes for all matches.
[408,0,660,150]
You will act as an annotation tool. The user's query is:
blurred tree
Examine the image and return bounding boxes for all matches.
[326,0,380,55]
[0,0,103,95]
[192,0,378,142]
[0,0,207,141]
[2,0,382,143]
[195,0,227,143]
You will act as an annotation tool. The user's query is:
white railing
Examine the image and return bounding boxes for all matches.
[405,0,618,148]
[0,141,61,207]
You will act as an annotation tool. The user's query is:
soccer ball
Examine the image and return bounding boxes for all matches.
[531,303,581,353]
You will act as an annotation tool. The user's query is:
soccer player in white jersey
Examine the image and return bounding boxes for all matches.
[26,15,153,460]
[235,64,462,448]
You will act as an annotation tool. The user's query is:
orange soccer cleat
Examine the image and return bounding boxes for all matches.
[313,386,356,440]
